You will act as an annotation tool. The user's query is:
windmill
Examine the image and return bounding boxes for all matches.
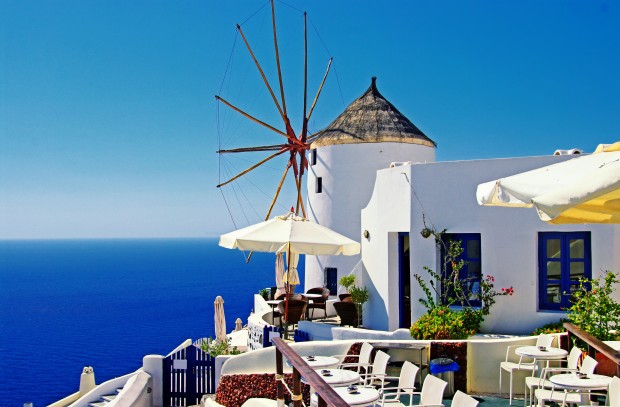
[216,0,333,221]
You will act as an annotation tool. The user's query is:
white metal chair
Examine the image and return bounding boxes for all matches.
[336,342,374,374]
[408,374,447,407]
[500,334,555,405]
[451,391,480,407]
[379,361,420,406]
[524,346,582,406]
[359,350,391,390]
[533,355,598,407]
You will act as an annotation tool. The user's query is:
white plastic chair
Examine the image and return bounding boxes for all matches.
[500,334,555,405]
[379,361,420,406]
[408,374,447,407]
[360,350,391,390]
[534,355,598,407]
[452,391,480,407]
[524,346,582,406]
[581,376,620,407]
[336,342,374,373]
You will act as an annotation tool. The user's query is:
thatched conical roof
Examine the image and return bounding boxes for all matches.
[311,77,436,148]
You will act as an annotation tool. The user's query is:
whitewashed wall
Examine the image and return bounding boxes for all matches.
[362,154,620,334]
[305,142,435,292]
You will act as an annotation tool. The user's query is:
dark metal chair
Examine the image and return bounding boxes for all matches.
[333,301,358,327]
[339,293,352,302]
[305,287,330,320]
[277,299,307,333]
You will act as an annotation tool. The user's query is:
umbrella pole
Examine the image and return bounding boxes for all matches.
[284,246,291,339]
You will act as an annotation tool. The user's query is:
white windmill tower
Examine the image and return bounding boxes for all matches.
[305,77,437,293]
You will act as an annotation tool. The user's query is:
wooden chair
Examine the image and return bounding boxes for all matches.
[305,287,330,320]
[277,299,307,333]
[333,301,358,327]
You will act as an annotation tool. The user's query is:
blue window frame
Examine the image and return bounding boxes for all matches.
[538,232,591,310]
[441,233,482,306]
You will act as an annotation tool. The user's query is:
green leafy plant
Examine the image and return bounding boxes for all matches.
[338,275,356,292]
[412,229,513,338]
[338,274,369,326]
[200,337,242,357]
[566,271,620,341]
[259,288,270,300]
[532,319,568,335]
[410,306,477,340]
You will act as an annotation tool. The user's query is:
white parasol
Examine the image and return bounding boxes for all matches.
[214,296,226,343]
[477,142,620,224]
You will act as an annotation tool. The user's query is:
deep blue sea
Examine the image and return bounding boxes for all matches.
[0,238,304,407]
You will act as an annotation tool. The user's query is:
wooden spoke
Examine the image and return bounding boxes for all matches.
[306,57,333,125]
[237,24,285,119]
[216,95,289,138]
[217,149,287,188]
[266,164,291,221]
[217,144,287,154]
[271,0,287,117]
[302,12,308,143]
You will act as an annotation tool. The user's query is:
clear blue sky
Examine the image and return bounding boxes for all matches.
[1,0,618,239]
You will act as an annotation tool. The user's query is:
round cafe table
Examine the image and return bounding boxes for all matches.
[310,368,360,387]
[288,356,339,369]
[515,346,568,360]
[549,373,612,390]
[333,386,380,407]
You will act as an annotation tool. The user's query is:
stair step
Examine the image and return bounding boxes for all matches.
[102,394,117,402]
[89,402,108,407]
[116,387,124,394]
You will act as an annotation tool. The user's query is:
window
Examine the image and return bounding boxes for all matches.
[311,149,317,166]
[316,177,322,193]
[324,267,337,295]
[441,233,482,306]
[539,232,591,310]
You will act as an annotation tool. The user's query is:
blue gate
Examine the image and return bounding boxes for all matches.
[162,344,215,406]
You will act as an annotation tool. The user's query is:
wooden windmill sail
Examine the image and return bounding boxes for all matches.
[216,0,333,220]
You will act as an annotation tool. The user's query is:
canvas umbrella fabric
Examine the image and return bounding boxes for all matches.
[214,296,227,343]
[476,142,620,224]
[275,252,286,298]
[219,211,361,333]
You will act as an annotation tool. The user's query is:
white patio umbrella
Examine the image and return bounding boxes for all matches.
[219,210,361,334]
[275,252,286,298]
[476,142,620,224]
[214,296,226,343]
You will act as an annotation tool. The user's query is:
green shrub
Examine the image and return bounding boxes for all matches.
[410,306,477,340]
[532,319,568,335]
[567,271,620,341]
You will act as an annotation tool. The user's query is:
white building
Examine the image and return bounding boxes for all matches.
[306,78,620,334]
[306,77,436,292]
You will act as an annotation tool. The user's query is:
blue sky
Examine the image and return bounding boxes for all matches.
[1,0,618,239]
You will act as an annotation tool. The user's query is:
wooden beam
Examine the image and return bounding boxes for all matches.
[216,95,288,138]
[217,144,286,154]
[306,57,333,124]
[237,24,285,119]
[271,0,288,117]
[216,150,286,188]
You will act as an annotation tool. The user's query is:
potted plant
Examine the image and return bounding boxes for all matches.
[259,288,270,301]
[338,274,369,326]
